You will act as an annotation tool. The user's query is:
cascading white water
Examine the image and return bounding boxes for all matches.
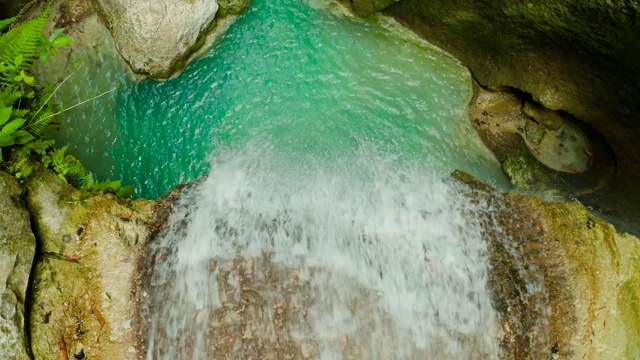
[146,143,501,359]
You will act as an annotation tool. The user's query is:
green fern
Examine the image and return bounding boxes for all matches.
[0,7,50,81]
[23,108,54,136]
[0,17,15,32]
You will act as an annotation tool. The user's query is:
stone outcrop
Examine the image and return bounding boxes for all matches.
[455,171,640,359]
[25,165,156,360]
[376,0,640,227]
[95,0,219,78]
[0,171,35,360]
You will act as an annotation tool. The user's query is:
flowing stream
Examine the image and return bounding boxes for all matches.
[54,0,514,358]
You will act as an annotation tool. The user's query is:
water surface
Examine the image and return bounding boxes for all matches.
[54,0,505,198]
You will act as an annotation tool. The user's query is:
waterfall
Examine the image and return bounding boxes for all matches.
[145,143,501,359]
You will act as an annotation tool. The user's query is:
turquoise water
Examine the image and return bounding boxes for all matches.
[54,0,505,199]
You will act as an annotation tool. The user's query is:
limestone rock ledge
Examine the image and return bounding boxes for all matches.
[455,171,640,359]
[95,0,219,78]
[25,166,156,360]
[0,172,35,360]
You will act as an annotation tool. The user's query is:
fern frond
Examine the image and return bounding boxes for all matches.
[12,108,29,118]
[0,86,23,108]
[0,7,50,79]
[71,170,95,188]
[23,108,54,136]
[0,17,15,33]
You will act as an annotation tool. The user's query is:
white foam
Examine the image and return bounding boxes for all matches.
[146,144,501,359]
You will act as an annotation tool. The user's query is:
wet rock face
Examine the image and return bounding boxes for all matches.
[95,0,219,78]
[455,171,640,359]
[0,172,35,360]
[25,166,155,360]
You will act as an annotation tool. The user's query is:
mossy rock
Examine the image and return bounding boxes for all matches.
[27,166,156,359]
[454,170,640,358]
[216,0,250,18]
[524,119,545,145]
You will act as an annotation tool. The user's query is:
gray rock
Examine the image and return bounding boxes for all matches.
[0,171,35,360]
[96,0,219,78]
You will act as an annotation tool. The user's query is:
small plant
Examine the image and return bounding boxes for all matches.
[11,139,134,198]
[0,6,134,198]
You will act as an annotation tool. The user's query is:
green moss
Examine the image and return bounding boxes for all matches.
[617,279,640,359]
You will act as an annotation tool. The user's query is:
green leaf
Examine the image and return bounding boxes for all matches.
[0,134,15,147]
[2,118,26,135]
[92,181,111,191]
[23,74,34,84]
[0,107,11,125]
[48,28,65,42]
[39,49,50,64]
[52,36,72,47]
[13,130,34,144]
[116,185,135,198]
[107,180,122,191]
[14,55,23,67]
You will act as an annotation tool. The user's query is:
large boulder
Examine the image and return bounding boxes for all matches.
[0,171,35,360]
[25,166,156,360]
[95,0,219,78]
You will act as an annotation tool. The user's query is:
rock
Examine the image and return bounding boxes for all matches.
[468,87,618,206]
[501,154,547,190]
[526,120,591,173]
[95,0,219,78]
[25,165,155,360]
[0,171,35,360]
[453,170,640,359]
[0,0,34,19]
[216,0,250,18]
[523,101,564,131]
[383,0,640,227]
[342,0,399,18]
